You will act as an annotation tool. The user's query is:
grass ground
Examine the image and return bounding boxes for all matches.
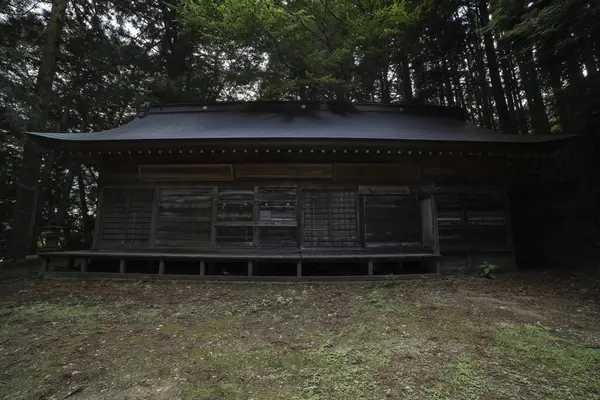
[0,271,599,400]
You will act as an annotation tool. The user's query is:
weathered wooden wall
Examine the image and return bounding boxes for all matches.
[94,183,432,253]
[93,158,514,270]
[435,185,514,273]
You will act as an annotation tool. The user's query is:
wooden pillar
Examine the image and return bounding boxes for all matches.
[296,260,302,277]
[119,259,126,274]
[80,257,88,273]
[368,260,374,276]
[150,188,159,248]
[91,187,105,250]
[42,256,49,273]
[435,259,441,275]
[158,259,165,274]
[199,261,206,275]
[248,261,253,277]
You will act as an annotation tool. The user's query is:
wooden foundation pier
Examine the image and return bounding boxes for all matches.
[40,250,441,282]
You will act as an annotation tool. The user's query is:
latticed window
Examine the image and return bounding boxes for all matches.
[302,190,358,248]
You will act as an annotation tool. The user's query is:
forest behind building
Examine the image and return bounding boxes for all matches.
[1,0,599,254]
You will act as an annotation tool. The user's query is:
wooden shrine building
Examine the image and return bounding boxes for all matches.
[28,101,575,281]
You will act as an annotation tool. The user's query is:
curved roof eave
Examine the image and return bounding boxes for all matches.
[26,102,578,145]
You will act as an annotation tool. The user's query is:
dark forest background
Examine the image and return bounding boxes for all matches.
[1,0,599,257]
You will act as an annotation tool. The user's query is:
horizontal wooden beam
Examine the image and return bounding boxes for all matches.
[43,271,442,283]
[235,163,333,179]
[40,250,440,261]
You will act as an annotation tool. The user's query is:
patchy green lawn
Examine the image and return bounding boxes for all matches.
[0,272,599,400]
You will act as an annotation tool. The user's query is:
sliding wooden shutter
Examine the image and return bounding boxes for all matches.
[155,188,213,248]
[99,188,153,248]
[257,187,298,248]
[363,194,422,249]
[215,186,255,248]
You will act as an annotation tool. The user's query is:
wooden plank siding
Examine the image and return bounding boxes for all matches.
[96,183,437,254]
[139,164,233,181]
[363,194,422,249]
[95,162,512,258]
[98,189,154,248]
[236,164,332,179]
[257,187,298,248]
[155,188,213,248]
[434,186,512,252]
[215,186,255,248]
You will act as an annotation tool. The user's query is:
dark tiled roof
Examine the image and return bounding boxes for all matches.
[27,102,575,143]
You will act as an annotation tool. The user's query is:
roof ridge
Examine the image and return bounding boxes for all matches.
[138,101,468,120]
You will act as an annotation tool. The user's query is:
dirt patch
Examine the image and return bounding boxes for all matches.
[466,296,549,322]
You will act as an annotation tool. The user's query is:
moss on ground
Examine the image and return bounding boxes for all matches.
[0,276,598,400]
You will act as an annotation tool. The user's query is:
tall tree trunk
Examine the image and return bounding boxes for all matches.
[508,60,529,133]
[467,39,494,129]
[465,10,494,128]
[498,44,520,132]
[581,35,597,76]
[450,59,467,111]
[593,36,600,69]
[478,0,512,132]
[400,55,413,103]
[413,60,425,103]
[380,76,391,103]
[379,63,391,103]
[468,78,485,126]
[438,63,447,106]
[9,0,69,258]
[442,58,455,107]
[160,0,194,102]
[498,49,517,128]
[519,49,551,134]
[34,0,68,118]
[565,47,583,83]
[462,45,485,125]
[548,64,571,132]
